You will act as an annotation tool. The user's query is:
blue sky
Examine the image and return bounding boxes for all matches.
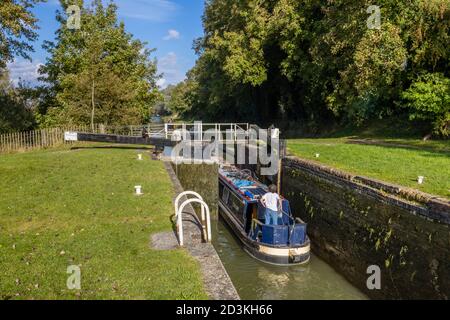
[7,0,205,88]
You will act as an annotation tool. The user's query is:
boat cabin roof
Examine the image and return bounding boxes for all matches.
[219,166,270,203]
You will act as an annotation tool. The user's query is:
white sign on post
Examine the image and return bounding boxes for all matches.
[64,132,78,141]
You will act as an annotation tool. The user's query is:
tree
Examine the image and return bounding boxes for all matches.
[326,23,407,124]
[186,0,449,132]
[163,81,193,119]
[0,0,44,68]
[0,0,43,132]
[39,0,159,127]
[402,73,450,137]
[0,68,35,133]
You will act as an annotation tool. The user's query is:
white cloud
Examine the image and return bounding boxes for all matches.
[160,51,177,68]
[157,52,185,88]
[115,0,179,22]
[7,59,43,86]
[156,78,167,88]
[163,29,180,40]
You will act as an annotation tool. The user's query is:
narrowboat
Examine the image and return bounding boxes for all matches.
[218,165,310,265]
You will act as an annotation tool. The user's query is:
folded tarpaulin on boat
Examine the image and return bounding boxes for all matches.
[244,190,254,198]
[234,180,254,188]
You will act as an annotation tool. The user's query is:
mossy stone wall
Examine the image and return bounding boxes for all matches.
[170,162,219,218]
[283,156,450,299]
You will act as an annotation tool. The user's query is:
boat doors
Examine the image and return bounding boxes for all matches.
[244,202,258,234]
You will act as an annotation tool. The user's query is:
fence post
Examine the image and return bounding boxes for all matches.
[41,129,45,148]
[9,132,13,152]
[5,133,7,152]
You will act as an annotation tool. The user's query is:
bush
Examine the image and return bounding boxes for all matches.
[0,90,35,133]
[402,73,450,137]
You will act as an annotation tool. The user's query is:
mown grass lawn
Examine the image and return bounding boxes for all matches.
[0,146,207,300]
[288,138,450,199]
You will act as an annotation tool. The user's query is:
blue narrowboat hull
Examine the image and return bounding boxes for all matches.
[218,166,310,266]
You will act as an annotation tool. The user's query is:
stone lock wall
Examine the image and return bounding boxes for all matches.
[170,162,219,218]
[282,156,450,300]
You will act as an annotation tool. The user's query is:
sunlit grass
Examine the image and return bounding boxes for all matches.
[288,138,450,199]
[0,147,207,300]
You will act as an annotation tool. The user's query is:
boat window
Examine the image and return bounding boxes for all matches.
[228,191,245,224]
[222,187,230,204]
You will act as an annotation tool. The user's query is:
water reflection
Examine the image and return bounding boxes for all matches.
[213,217,368,300]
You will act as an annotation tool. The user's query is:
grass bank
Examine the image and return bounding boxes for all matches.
[287,138,450,199]
[0,146,207,299]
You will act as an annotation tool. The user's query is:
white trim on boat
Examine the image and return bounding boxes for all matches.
[258,243,310,257]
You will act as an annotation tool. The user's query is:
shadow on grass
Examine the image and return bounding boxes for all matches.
[283,116,435,140]
[345,138,450,156]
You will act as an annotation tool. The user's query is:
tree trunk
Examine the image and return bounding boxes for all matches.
[91,79,95,132]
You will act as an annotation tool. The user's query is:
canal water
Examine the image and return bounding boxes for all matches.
[212,217,368,300]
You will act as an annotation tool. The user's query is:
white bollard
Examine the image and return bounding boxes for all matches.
[135,185,143,195]
[137,154,143,161]
[417,176,424,184]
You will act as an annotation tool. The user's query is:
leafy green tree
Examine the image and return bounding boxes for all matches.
[187,0,449,132]
[402,73,450,137]
[0,68,35,133]
[326,23,408,123]
[39,0,159,127]
[0,0,43,132]
[0,0,44,68]
[165,81,193,118]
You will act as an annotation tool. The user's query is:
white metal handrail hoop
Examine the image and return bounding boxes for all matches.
[175,192,211,246]
[177,198,211,246]
[174,191,204,220]
[175,191,203,246]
